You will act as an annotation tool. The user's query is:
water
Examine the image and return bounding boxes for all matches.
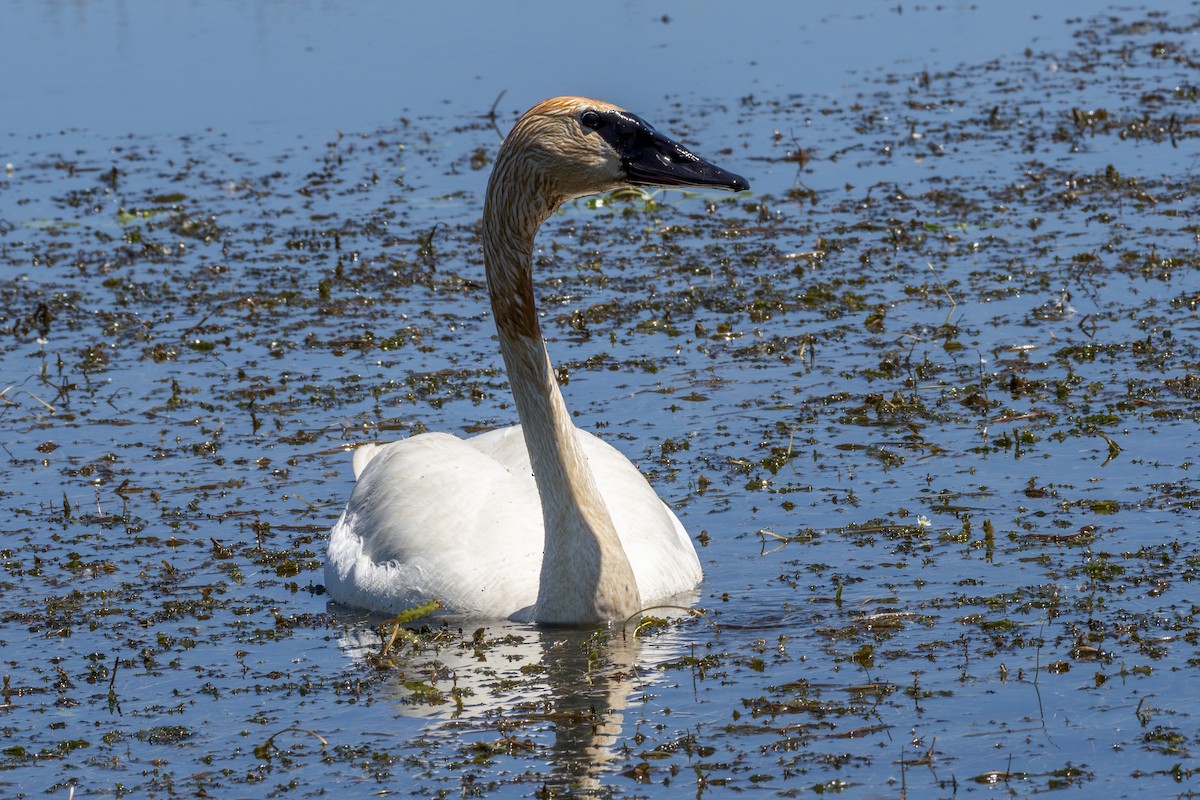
[4,0,1112,140]
[2,1,1199,797]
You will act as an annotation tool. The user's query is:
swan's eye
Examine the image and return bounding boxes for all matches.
[580,110,602,129]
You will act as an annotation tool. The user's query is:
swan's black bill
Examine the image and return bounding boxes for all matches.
[590,109,749,192]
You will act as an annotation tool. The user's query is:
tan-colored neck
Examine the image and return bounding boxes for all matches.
[483,146,640,625]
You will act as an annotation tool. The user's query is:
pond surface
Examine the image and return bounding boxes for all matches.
[2,2,1199,798]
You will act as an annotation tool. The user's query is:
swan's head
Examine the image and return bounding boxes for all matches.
[500,96,749,202]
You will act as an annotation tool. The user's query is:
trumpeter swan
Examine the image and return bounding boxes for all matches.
[325,97,748,625]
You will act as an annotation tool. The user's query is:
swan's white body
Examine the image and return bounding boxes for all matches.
[327,425,699,621]
[324,97,747,625]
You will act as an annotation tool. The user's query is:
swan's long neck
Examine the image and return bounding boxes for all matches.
[483,150,641,625]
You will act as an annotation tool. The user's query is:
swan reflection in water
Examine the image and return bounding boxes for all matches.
[332,610,703,790]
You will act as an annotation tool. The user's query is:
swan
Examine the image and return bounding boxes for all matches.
[325,96,748,625]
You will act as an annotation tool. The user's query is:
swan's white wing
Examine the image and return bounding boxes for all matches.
[325,427,702,619]
[467,426,702,603]
[570,430,702,603]
[325,432,543,617]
